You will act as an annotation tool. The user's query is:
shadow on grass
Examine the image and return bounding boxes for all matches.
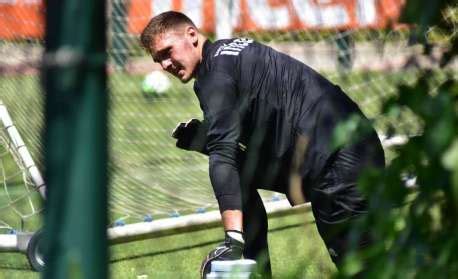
[0,263,32,271]
[109,220,314,263]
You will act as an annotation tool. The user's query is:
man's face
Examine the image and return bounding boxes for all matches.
[151,26,200,83]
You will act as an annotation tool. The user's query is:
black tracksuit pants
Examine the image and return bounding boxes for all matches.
[241,135,385,277]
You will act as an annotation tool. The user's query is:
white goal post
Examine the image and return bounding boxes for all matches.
[0,100,46,252]
[108,199,310,245]
[0,100,46,198]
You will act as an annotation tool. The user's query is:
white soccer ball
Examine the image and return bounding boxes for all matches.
[142,70,171,95]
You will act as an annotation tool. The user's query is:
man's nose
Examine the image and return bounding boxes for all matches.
[160,59,172,70]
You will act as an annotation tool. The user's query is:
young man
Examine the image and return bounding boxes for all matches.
[141,11,385,278]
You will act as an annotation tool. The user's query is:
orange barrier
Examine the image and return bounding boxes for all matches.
[0,1,44,39]
[128,0,405,34]
[0,0,404,39]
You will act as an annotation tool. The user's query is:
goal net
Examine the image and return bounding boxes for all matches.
[0,0,451,238]
[0,101,44,235]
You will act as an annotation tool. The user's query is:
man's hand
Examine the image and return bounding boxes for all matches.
[200,230,244,278]
[171,118,209,155]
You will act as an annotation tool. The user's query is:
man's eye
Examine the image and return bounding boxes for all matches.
[152,47,171,63]
[164,50,172,59]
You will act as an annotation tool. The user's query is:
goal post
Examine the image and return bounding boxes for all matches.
[0,100,46,199]
[0,100,45,255]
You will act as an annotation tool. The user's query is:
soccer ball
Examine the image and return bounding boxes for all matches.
[142,70,171,95]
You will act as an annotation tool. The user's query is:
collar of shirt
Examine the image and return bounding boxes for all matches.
[195,39,214,80]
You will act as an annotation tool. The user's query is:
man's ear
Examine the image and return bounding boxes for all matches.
[185,26,199,46]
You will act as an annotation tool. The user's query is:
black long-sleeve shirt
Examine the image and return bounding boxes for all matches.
[193,38,375,211]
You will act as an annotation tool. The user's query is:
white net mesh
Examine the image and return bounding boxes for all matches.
[0,103,43,233]
[1,1,453,230]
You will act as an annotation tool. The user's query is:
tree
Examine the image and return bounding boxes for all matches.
[338,2,458,278]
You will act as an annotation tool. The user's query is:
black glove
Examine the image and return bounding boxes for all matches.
[200,230,245,279]
[171,118,209,155]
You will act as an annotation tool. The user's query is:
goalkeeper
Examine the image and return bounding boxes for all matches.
[141,11,385,278]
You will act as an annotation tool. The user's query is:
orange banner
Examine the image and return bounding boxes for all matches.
[128,0,405,34]
[0,0,404,39]
[0,0,44,39]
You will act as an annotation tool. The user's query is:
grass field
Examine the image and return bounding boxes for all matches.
[0,211,335,279]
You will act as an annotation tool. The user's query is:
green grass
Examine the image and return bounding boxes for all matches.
[0,211,335,279]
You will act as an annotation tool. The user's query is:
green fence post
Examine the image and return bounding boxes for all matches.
[43,0,108,278]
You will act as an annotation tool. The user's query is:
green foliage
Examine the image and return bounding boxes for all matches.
[331,114,374,152]
[338,3,458,278]
[400,0,450,34]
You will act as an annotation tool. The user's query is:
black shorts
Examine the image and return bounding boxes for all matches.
[309,137,385,266]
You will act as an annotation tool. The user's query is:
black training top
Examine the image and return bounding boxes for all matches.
[193,38,373,212]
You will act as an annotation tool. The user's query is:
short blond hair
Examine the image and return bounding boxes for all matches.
[140,11,197,51]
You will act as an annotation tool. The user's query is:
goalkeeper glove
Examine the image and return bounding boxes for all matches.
[200,230,245,279]
[171,118,209,155]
